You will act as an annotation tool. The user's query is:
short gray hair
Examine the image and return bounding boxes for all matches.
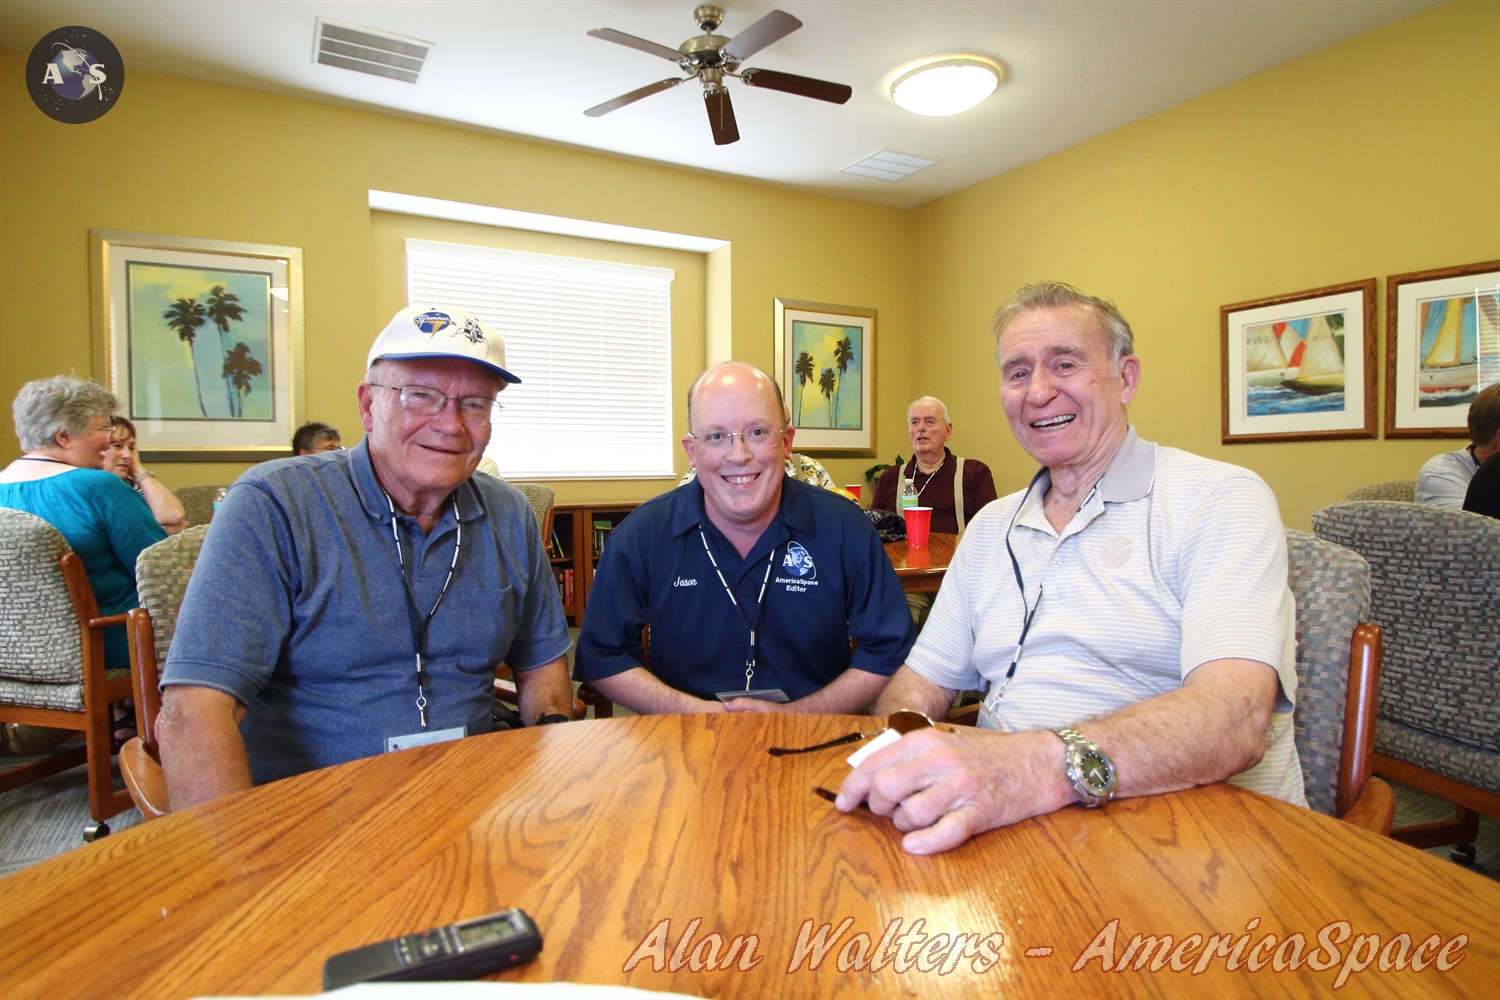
[686,362,785,433]
[992,281,1135,367]
[907,396,950,423]
[12,376,117,452]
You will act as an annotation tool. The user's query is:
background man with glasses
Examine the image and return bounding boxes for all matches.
[159,306,575,808]
[575,362,914,715]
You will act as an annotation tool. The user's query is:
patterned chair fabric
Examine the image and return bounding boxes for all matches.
[136,525,210,670]
[1284,529,1371,817]
[175,485,228,527]
[1312,501,1500,793]
[512,483,555,531]
[0,508,129,709]
[1344,480,1416,503]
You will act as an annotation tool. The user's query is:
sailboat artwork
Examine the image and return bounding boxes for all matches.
[1416,292,1496,408]
[1244,310,1347,416]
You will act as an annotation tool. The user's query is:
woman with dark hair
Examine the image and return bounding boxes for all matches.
[0,377,166,725]
[102,415,186,533]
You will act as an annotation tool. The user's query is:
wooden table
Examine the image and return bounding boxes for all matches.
[1,714,1495,998]
[884,532,959,593]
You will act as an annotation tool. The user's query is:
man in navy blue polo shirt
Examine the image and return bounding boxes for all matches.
[575,362,914,714]
[157,306,575,808]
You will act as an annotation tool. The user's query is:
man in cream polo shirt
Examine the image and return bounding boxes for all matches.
[836,281,1305,855]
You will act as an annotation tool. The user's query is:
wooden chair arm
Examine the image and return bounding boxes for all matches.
[87,613,129,629]
[1340,775,1395,836]
[1337,622,1383,818]
[947,703,981,727]
[118,736,170,820]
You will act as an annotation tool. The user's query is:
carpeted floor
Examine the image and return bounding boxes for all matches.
[0,740,1494,883]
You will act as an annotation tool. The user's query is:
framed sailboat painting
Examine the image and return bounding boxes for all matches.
[1385,259,1500,439]
[1220,279,1377,443]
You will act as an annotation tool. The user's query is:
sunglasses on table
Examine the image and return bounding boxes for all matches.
[765,710,949,756]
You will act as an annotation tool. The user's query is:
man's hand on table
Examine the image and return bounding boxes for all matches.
[835,727,1073,855]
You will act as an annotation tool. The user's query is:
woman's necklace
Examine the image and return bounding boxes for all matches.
[16,456,73,465]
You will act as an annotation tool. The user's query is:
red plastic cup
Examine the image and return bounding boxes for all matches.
[904,506,933,548]
[845,484,861,502]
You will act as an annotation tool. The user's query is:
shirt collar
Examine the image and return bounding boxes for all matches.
[1015,426,1156,535]
[347,437,485,526]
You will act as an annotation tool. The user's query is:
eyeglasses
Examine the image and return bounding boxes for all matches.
[369,383,502,425]
[689,425,786,452]
[85,420,113,434]
[766,710,946,756]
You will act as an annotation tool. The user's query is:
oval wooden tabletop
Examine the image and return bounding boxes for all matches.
[0,713,1494,998]
[883,532,958,593]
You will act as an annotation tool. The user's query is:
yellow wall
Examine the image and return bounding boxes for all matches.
[3,1,1495,523]
[911,0,1500,529]
[0,48,914,500]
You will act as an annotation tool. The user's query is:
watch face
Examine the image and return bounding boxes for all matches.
[1079,750,1113,791]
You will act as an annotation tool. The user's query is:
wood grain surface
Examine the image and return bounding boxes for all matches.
[884,532,958,594]
[0,714,1495,998]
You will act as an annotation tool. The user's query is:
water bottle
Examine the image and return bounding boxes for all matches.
[899,477,917,512]
[212,486,229,517]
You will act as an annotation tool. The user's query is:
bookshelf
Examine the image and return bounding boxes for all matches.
[548,502,641,626]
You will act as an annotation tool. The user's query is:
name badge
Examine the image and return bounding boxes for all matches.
[715,688,790,704]
[385,725,466,753]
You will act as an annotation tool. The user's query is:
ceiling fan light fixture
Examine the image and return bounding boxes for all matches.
[890,58,1002,117]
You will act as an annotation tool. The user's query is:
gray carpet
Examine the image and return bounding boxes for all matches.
[1,739,1493,883]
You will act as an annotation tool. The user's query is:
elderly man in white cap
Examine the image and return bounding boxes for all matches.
[158,307,575,808]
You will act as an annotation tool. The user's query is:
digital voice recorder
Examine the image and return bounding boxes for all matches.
[322,908,543,990]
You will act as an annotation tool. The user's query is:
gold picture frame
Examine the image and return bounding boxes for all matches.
[773,298,876,457]
[90,229,305,462]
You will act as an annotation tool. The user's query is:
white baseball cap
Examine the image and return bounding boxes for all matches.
[368,306,521,383]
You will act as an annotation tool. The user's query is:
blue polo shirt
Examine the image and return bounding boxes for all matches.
[575,478,914,701]
[162,439,571,784]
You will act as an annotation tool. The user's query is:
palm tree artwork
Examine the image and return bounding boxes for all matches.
[205,285,248,413]
[794,350,815,424]
[833,335,854,428]
[221,343,264,417]
[818,368,837,425]
[162,297,210,417]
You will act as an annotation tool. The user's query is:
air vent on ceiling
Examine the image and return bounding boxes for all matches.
[314,18,432,84]
[840,149,939,182]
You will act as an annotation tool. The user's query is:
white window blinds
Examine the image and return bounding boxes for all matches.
[406,239,675,478]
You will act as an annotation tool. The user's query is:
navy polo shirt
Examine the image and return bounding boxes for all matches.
[162,439,571,784]
[575,478,914,701]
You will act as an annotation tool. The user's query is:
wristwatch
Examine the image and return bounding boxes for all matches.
[1053,728,1116,807]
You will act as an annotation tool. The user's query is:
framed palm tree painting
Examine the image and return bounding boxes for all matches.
[90,230,304,461]
[774,298,876,456]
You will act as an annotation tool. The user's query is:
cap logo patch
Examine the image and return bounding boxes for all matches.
[413,310,452,335]
[457,317,486,345]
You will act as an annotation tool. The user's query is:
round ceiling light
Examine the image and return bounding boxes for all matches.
[890,57,1002,117]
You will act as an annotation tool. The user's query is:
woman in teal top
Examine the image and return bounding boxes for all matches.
[0,376,167,671]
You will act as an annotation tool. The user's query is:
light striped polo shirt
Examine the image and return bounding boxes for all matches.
[909,428,1306,805]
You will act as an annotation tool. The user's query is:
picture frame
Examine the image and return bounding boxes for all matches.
[773,298,876,456]
[1384,258,1500,439]
[90,230,305,461]
[1220,279,1377,444]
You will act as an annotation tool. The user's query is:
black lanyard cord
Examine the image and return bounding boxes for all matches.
[384,491,462,729]
[698,527,778,692]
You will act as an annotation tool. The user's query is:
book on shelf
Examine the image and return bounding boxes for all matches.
[550,528,565,559]
[555,568,574,606]
[592,520,613,557]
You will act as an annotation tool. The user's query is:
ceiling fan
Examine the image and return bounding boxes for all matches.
[584,5,853,145]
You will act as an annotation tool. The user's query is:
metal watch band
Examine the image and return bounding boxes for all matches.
[1054,727,1115,808]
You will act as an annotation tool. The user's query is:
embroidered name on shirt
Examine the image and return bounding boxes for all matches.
[775,576,819,592]
[673,577,698,587]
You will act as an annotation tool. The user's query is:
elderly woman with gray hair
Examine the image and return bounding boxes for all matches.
[0,376,167,687]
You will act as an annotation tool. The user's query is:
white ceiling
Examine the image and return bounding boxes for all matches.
[0,0,1441,209]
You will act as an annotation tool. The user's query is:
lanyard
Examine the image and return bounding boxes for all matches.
[697,527,779,692]
[907,454,948,504]
[383,491,462,728]
[986,468,1101,708]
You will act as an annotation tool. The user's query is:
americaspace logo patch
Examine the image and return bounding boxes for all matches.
[27,26,124,124]
[781,542,816,581]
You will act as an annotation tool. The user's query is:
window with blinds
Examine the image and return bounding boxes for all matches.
[406,239,675,478]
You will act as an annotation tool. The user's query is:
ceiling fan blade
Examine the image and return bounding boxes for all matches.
[587,28,685,63]
[703,87,740,145]
[584,77,687,117]
[739,68,852,105]
[721,10,802,62]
